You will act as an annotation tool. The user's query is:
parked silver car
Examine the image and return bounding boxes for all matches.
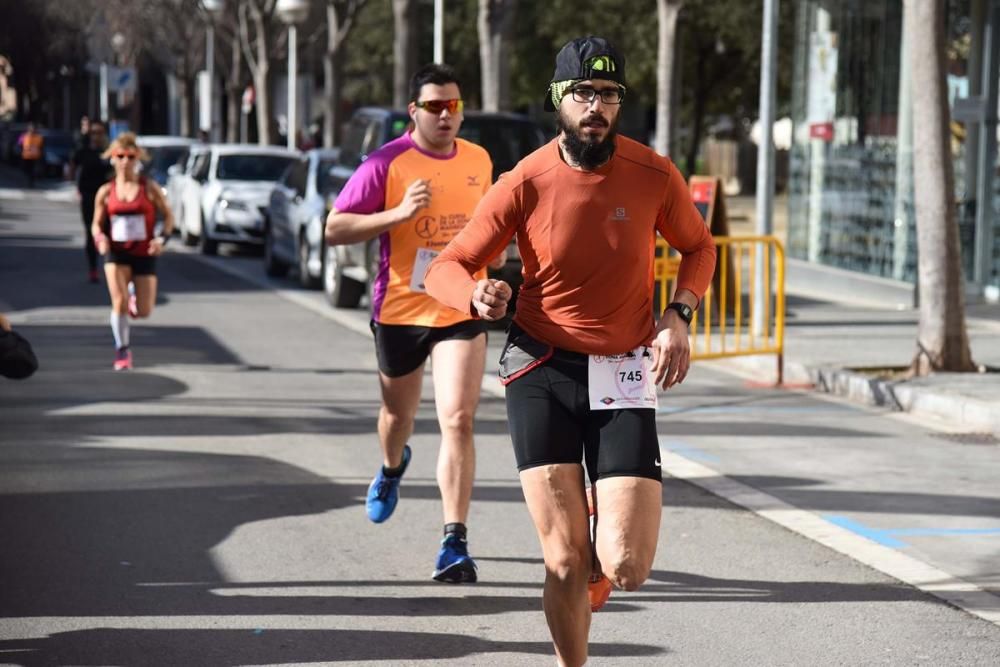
[264,148,343,289]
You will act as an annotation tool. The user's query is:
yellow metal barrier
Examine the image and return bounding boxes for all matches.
[655,235,786,384]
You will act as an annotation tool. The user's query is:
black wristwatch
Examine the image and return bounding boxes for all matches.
[665,301,693,326]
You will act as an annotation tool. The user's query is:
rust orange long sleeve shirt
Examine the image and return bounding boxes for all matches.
[425,135,717,355]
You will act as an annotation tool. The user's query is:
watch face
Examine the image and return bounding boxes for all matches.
[669,302,692,323]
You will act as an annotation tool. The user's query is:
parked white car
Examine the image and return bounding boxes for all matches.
[168,144,299,255]
[136,135,197,190]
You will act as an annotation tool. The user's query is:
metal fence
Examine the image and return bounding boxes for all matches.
[655,235,787,383]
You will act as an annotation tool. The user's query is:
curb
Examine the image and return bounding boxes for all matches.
[715,354,1000,436]
[810,365,1000,436]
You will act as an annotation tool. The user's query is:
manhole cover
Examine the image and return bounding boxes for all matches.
[932,432,999,445]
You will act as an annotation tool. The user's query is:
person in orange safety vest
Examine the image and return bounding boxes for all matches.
[17,123,45,188]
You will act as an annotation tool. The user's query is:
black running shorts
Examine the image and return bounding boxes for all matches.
[106,251,157,276]
[370,318,488,378]
[503,324,662,484]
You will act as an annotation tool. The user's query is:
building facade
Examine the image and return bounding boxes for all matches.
[788,0,999,301]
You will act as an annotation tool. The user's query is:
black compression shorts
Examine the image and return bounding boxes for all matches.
[502,324,662,484]
[370,318,488,378]
[106,251,157,275]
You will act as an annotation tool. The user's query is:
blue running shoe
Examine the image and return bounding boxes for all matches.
[432,533,478,583]
[365,445,411,523]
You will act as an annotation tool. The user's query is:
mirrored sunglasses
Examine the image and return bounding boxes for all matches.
[415,99,464,115]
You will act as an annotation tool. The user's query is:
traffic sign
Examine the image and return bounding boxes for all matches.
[106,66,136,94]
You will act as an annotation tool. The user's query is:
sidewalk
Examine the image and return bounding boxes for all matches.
[722,194,1000,437]
[776,293,1000,434]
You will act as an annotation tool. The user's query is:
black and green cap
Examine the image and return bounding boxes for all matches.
[544,36,626,111]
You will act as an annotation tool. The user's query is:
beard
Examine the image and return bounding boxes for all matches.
[556,109,618,170]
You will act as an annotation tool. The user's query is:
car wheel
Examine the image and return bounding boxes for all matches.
[264,223,290,277]
[298,235,321,289]
[323,245,363,308]
[199,215,218,255]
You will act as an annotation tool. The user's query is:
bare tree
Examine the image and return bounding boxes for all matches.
[392,0,418,108]
[240,0,278,144]
[136,0,205,136]
[904,0,976,374]
[324,0,367,147]
[654,0,683,156]
[212,5,249,143]
[477,0,516,112]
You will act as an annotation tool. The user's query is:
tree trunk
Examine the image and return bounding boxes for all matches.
[654,0,683,157]
[240,0,274,145]
[226,32,242,143]
[477,0,517,112]
[323,46,343,147]
[392,0,417,108]
[904,0,976,374]
[684,49,709,178]
[253,21,272,144]
[323,1,365,147]
[179,75,193,137]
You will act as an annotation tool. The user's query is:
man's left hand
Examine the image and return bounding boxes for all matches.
[649,310,690,390]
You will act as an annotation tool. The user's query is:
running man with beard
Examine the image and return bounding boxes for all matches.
[425,37,716,666]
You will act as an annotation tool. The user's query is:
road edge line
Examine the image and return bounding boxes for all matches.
[659,450,1000,627]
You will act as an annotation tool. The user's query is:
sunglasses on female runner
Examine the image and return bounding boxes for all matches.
[113,153,137,161]
[415,99,464,115]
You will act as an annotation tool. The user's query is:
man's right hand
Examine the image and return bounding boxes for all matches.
[471,278,511,321]
[395,179,431,221]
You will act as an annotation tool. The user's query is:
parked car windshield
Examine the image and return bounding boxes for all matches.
[459,120,545,180]
[144,146,189,183]
[217,154,297,181]
[317,158,339,196]
[42,132,74,149]
[147,146,188,173]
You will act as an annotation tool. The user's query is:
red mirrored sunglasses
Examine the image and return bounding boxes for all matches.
[415,99,464,115]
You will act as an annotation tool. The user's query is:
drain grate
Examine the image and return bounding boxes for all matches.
[932,432,1000,445]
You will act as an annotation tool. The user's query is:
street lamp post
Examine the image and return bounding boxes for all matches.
[277,0,309,151]
[434,0,444,63]
[202,1,225,141]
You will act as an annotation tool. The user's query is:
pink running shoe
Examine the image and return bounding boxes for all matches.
[113,347,133,371]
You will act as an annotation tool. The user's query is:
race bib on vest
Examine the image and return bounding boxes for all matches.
[110,214,147,242]
[409,247,439,293]
[588,346,658,411]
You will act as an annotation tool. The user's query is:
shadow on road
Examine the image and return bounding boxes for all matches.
[0,628,667,666]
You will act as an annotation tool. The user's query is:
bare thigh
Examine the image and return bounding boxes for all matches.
[429,333,486,430]
[593,475,662,591]
[104,263,132,312]
[132,275,158,317]
[520,464,592,570]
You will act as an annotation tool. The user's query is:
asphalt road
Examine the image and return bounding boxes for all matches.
[2,183,999,666]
